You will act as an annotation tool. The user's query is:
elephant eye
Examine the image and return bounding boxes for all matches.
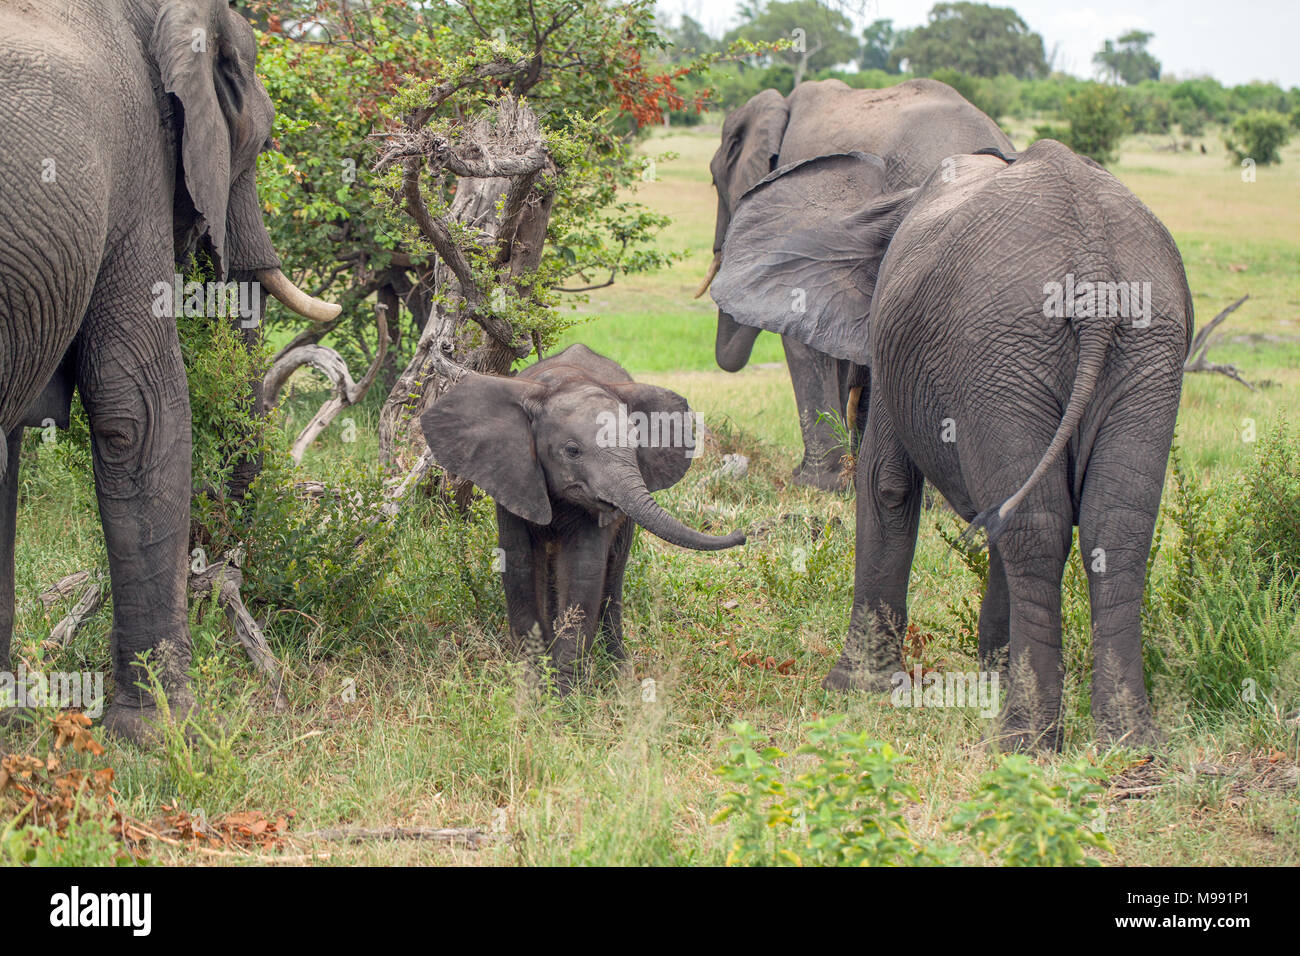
[563,441,582,460]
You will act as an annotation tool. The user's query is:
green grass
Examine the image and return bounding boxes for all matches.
[2,126,1298,866]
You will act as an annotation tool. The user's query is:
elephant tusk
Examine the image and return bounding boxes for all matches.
[256,268,342,323]
[693,252,722,299]
[846,386,863,436]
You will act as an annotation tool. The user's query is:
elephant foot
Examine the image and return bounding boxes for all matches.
[986,718,1064,754]
[821,654,899,694]
[791,463,848,493]
[1095,717,1164,752]
[101,683,197,748]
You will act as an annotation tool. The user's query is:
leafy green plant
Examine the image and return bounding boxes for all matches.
[947,755,1113,866]
[1034,82,1128,164]
[0,803,137,867]
[1224,110,1292,165]
[714,718,929,866]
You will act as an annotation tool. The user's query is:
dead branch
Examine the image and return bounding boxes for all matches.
[1184,295,1255,390]
[46,578,105,648]
[189,554,287,710]
[262,304,391,463]
[38,571,93,608]
[292,826,503,848]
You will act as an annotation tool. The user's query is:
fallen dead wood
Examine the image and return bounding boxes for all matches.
[1184,295,1254,389]
[38,570,92,607]
[292,826,504,848]
[39,555,287,708]
[263,302,390,463]
[189,555,287,710]
[45,577,105,648]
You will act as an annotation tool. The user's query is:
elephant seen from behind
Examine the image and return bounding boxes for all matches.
[713,141,1193,750]
[422,345,745,691]
[698,78,1015,491]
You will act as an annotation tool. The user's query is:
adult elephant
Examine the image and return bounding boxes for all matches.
[0,0,339,744]
[697,79,1014,490]
[712,141,1193,750]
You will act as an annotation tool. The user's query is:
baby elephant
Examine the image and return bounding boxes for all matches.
[422,344,745,689]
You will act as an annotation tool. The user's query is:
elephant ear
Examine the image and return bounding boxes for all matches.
[606,382,697,492]
[421,373,553,525]
[712,89,790,207]
[153,0,247,278]
[710,151,916,367]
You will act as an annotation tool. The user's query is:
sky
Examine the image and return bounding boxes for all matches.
[658,0,1299,88]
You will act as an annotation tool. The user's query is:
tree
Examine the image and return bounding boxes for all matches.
[1034,83,1128,165]
[664,13,717,62]
[1225,111,1291,165]
[893,2,1047,80]
[859,18,906,73]
[247,0,727,476]
[1093,30,1160,86]
[725,0,859,86]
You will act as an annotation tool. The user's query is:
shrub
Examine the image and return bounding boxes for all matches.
[714,718,929,866]
[947,756,1113,866]
[1224,111,1291,165]
[1035,82,1128,165]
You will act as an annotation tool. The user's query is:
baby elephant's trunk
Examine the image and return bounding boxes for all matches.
[614,481,744,551]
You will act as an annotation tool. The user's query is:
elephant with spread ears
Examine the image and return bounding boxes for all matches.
[422,345,745,693]
[0,0,340,745]
[713,140,1193,750]
[697,78,1015,491]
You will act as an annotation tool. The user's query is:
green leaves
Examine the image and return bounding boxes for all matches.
[716,722,1116,866]
[946,756,1113,866]
[714,717,927,866]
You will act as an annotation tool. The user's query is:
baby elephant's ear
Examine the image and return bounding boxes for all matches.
[607,382,698,492]
[421,372,553,525]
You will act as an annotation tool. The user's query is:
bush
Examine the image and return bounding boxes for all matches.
[1224,110,1291,165]
[1035,82,1128,165]
[714,718,929,866]
[947,756,1112,866]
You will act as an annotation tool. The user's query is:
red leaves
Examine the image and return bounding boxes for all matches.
[161,805,293,851]
[611,45,700,127]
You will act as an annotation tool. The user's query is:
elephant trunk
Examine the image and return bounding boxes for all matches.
[715,310,762,372]
[612,476,745,552]
[256,268,343,323]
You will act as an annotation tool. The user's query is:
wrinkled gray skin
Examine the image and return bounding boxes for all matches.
[702,79,1014,490]
[423,345,745,692]
[0,0,337,745]
[713,141,1193,750]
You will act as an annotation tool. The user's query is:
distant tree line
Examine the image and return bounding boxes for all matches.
[654,1,1297,165]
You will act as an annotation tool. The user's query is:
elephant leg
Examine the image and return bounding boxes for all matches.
[0,429,20,679]
[992,504,1073,753]
[823,407,921,692]
[599,520,636,663]
[75,254,193,745]
[549,521,613,693]
[784,337,853,491]
[496,506,545,660]
[977,545,1011,675]
[1078,421,1170,749]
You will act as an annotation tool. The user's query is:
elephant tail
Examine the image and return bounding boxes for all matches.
[968,323,1113,544]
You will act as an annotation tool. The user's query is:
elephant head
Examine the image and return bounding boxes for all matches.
[155,0,338,320]
[697,89,790,371]
[710,151,918,366]
[421,372,745,551]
